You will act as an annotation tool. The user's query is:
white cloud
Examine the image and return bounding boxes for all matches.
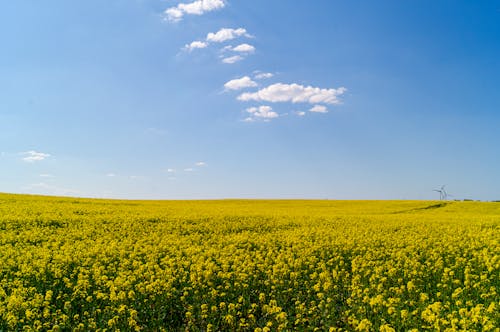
[295,111,306,116]
[245,105,279,121]
[232,43,255,53]
[238,83,347,105]
[207,28,249,43]
[166,168,176,173]
[222,55,243,64]
[195,161,207,167]
[184,27,253,57]
[165,0,225,22]
[106,173,116,177]
[254,72,273,80]
[309,105,328,113]
[165,7,184,21]
[184,168,194,172]
[21,150,50,163]
[184,40,208,51]
[179,0,225,15]
[224,76,258,90]
[40,174,55,178]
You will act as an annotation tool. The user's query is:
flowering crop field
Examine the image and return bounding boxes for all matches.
[0,194,498,331]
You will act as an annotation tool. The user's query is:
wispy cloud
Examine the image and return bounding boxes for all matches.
[254,72,274,80]
[238,83,346,105]
[21,150,50,163]
[40,174,55,178]
[106,173,116,177]
[309,105,328,113]
[166,162,204,175]
[224,76,258,90]
[222,55,244,64]
[165,0,225,22]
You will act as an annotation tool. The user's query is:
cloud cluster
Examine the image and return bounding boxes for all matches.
[244,105,279,122]
[223,77,346,121]
[165,0,225,22]
[184,28,255,64]
[21,151,50,163]
[185,28,251,50]
[238,83,346,105]
[167,2,256,63]
[165,1,348,123]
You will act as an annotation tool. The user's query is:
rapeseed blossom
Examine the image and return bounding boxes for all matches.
[0,194,498,330]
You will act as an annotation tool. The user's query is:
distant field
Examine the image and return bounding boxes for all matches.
[0,194,498,331]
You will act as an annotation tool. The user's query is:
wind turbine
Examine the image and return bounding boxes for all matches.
[433,185,449,200]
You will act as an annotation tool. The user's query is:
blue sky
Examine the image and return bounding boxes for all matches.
[1,0,500,200]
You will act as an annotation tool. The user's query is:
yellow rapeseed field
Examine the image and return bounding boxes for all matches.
[0,193,498,331]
